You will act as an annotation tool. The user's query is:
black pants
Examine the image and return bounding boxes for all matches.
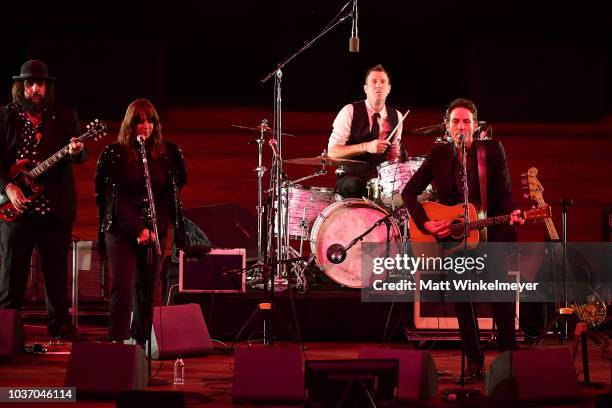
[452,245,517,364]
[0,215,72,336]
[105,229,165,343]
[336,175,368,198]
[455,301,517,364]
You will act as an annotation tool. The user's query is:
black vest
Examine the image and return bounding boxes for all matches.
[343,100,399,177]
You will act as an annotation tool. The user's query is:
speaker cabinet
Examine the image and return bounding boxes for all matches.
[64,343,147,397]
[414,270,520,330]
[0,309,23,362]
[150,303,213,360]
[486,348,581,402]
[232,346,304,404]
[179,248,245,293]
[359,347,437,402]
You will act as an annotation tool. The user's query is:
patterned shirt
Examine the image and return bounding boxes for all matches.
[15,108,52,216]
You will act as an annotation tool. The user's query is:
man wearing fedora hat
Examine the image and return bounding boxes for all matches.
[0,60,86,341]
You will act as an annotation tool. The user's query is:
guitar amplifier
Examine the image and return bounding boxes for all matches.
[413,270,520,330]
[179,248,246,293]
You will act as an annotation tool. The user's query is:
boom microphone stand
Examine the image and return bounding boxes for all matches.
[254,2,355,346]
[137,136,166,386]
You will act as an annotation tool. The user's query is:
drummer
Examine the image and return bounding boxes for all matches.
[327,64,404,198]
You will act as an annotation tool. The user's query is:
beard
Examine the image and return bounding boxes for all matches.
[22,95,46,114]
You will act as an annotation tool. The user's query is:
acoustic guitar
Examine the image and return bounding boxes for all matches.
[409,201,551,254]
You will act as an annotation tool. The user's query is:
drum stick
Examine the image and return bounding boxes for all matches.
[385,110,410,142]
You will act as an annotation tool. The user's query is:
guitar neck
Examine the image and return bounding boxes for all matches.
[28,145,71,179]
[536,196,560,240]
[466,213,513,231]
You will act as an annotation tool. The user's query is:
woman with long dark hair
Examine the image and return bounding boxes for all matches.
[95,98,186,344]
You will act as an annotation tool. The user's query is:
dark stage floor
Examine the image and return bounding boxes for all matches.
[1,315,611,408]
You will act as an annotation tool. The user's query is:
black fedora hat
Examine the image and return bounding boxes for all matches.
[12,60,55,81]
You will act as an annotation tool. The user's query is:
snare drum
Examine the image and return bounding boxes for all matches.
[310,199,401,288]
[377,157,428,207]
[277,184,336,240]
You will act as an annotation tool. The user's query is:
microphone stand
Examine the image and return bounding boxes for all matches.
[137,139,165,386]
[327,204,405,265]
[559,198,574,343]
[444,136,481,400]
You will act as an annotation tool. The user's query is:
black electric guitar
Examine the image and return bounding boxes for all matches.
[523,167,607,327]
[0,119,107,222]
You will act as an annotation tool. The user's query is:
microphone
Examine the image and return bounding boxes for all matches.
[136,135,146,145]
[326,243,346,264]
[268,138,279,158]
[457,133,465,144]
[349,0,359,52]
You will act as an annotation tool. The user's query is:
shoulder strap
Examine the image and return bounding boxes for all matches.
[477,141,487,218]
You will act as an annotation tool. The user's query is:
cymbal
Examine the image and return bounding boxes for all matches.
[232,124,295,137]
[410,123,446,134]
[284,155,367,167]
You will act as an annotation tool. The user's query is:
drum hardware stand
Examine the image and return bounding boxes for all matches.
[381,218,398,343]
[254,119,269,265]
[287,165,327,186]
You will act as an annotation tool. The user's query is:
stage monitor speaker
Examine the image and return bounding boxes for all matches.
[0,309,24,362]
[150,303,213,360]
[64,343,146,397]
[305,359,399,406]
[183,204,257,261]
[232,346,304,404]
[179,248,245,293]
[486,348,581,402]
[359,347,437,402]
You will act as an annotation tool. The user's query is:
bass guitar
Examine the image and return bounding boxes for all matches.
[523,167,606,327]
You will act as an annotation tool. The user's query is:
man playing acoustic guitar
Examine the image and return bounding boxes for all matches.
[401,98,524,383]
[0,60,86,341]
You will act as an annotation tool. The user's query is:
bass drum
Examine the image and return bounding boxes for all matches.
[310,199,402,288]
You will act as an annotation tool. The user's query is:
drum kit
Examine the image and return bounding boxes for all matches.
[234,119,444,291]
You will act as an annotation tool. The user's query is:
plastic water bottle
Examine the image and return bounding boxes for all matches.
[173,357,185,385]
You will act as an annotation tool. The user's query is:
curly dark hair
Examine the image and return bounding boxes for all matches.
[444,98,477,123]
[11,80,55,111]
